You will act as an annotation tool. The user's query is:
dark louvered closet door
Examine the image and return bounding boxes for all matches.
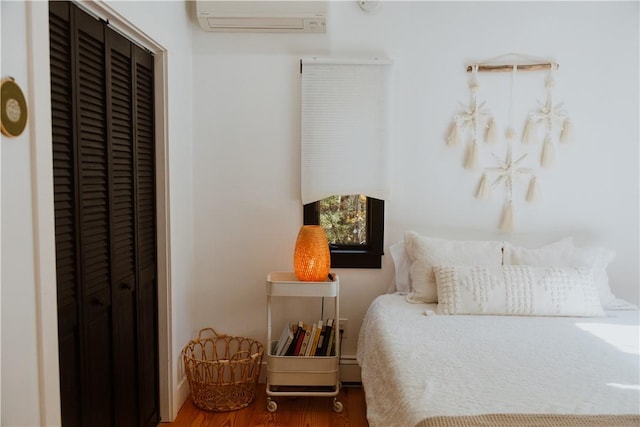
[76,10,114,427]
[108,28,139,427]
[50,2,158,426]
[50,3,82,425]
[134,45,159,427]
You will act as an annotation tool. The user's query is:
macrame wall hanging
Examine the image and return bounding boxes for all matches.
[447,53,573,232]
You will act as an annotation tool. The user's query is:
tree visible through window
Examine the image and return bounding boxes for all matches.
[304,195,383,268]
[319,195,367,245]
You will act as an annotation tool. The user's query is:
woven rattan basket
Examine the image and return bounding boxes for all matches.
[183,328,264,411]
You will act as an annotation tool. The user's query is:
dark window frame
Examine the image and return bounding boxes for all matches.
[304,197,384,268]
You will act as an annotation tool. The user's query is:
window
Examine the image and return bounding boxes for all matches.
[300,59,390,269]
[304,195,384,268]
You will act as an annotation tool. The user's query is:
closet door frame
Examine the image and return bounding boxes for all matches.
[26,1,174,423]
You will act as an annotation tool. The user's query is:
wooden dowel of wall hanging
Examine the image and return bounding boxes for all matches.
[466,63,557,72]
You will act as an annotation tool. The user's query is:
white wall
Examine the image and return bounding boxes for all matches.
[191,1,639,357]
[1,2,41,425]
[1,1,195,424]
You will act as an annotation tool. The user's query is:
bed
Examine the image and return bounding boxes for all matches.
[357,232,640,427]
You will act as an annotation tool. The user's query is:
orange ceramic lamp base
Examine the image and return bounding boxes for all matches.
[293,225,331,281]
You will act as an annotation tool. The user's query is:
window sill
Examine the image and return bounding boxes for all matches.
[330,250,383,269]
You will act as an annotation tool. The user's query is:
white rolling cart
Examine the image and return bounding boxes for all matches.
[265,272,342,413]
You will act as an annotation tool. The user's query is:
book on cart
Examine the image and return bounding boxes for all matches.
[298,323,312,356]
[309,320,322,356]
[319,318,334,356]
[316,322,326,355]
[304,322,318,356]
[274,322,294,356]
[325,323,337,356]
[294,321,308,356]
[285,321,303,356]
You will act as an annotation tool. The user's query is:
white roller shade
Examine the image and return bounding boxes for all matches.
[301,58,392,205]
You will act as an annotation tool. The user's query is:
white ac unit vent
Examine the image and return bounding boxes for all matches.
[196,1,326,33]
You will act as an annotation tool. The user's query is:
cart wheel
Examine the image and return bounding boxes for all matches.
[333,400,343,413]
[267,399,278,413]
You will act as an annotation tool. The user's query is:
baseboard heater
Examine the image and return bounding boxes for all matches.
[338,355,361,383]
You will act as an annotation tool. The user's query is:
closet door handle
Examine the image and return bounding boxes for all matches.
[120,282,132,291]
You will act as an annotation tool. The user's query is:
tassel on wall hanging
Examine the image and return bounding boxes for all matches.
[447,53,570,232]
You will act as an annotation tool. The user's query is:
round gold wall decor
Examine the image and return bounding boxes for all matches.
[1,77,28,138]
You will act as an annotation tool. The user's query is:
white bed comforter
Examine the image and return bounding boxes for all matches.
[357,294,640,427]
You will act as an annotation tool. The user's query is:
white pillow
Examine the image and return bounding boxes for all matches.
[504,239,624,309]
[404,231,503,303]
[434,265,605,317]
[390,240,411,294]
[503,238,574,265]
[565,246,624,309]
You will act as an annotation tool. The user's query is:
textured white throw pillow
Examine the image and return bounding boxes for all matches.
[504,239,623,309]
[434,265,605,317]
[404,231,503,303]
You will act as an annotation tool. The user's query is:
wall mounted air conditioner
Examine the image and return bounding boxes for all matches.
[196,1,326,33]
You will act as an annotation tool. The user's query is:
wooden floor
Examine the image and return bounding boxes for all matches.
[163,384,369,427]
